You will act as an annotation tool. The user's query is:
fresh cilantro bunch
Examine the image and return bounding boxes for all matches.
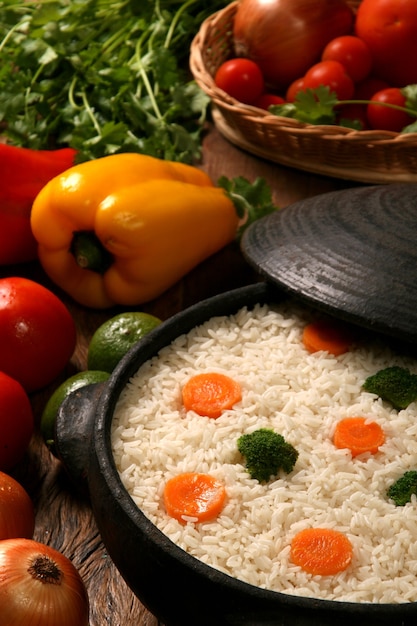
[0,0,226,162]
[270,85,417,132]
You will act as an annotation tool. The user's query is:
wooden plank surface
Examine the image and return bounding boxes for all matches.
[7,125,358,625]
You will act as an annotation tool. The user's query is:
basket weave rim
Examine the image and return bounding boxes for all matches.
[190,1,417,145]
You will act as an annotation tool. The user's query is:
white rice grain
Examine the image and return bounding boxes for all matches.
[111,301,417,603]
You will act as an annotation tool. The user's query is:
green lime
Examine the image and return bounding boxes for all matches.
[87,311,162,373]
[41,370,110,450]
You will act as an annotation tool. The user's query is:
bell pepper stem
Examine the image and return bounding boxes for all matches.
[70,231,113,274]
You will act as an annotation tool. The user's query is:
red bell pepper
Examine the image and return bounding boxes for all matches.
[0,144,77,265]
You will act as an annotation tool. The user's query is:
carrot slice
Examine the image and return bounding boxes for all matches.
[163,472,226,523]
[290,528,353,576]
[302,319,354,356]
[181,372,242,418]
[333,416,385,457]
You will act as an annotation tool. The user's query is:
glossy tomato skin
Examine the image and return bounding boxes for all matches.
[0,277,76,392]
[355,0,417,87]
[0,471,35,537]
[367,88,414,132]
[303,60,355,100]
[214,58,264,104]
[322,35,373,83]
[286,77,306,102]
[253,93,285,110]
[0,372,34,471]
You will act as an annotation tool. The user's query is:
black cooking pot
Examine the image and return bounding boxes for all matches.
[55,282,417,626]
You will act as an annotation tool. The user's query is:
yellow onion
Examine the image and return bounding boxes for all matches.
[233,0,354,91]
[0,538,89,625]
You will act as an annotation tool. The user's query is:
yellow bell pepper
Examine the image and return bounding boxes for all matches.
[30,153,239,309]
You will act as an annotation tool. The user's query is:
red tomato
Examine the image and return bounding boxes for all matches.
[367,88,414,132]
[214,58,264,104]
[354,76,390,100]
[286,77,305,102]
[253,93,285,110]
[322,35,373,83]
[303,60,355,100]
[0,277,76,392]
[355,0,417,87]
[0,471,35,537]
[0,372,34,471]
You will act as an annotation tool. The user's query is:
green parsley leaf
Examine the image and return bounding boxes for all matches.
[0,0,226,162]
[218,175,278,239]
[270,86,338,125]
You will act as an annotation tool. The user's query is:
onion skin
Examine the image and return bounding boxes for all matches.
[233,0,354,91]
[0,538,89,626]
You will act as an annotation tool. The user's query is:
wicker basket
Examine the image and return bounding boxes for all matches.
[190,1,417,183]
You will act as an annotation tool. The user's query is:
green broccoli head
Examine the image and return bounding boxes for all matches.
[387,470,417,506]
[237,428,299,483]
[363,366,417,410]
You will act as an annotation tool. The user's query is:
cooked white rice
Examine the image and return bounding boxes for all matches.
[111,300,417,603]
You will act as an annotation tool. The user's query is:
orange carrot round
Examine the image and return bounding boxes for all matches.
[181,372,242,418]
[163,472,226,523]
[290,527,353,576]
[333,416,385,457]
[302,319,354,356]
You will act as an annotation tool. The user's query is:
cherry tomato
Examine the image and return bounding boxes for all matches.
[367,88,415,132]
[0,372,34,471]
[355,0,417,87]
[0,277,76,392]
[214,58,264,104]
[253,93,285,110]
[0,471,35,538]
[354,76,390,100]
[303,60,355,100]
[286,77,305,102]
[322,35,373,83]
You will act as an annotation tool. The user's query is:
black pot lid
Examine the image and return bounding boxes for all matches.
[240,183,417,345]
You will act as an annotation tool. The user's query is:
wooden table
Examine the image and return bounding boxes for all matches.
[7,125,360,625]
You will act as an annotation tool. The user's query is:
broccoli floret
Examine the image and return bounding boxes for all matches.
[387,471,417,506]
[363,366,417,410]
[237,428,298,483]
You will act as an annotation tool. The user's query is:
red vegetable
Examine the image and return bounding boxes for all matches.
[233,0,354,91]
[355,0,417,87]
[253,93,285,110]
[0,471,35,539]
[303,60,355,100]
[214,58,264,104]
[0,144,77,265]
[321,35,373,83]
[0,277,76,392]
[367,87,415,132]
[0,372,34,471]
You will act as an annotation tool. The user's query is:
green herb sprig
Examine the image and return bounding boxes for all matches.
[0,0,226,162]
[270,84,417,132]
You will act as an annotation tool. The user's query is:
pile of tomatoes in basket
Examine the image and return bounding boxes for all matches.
[214,0,417,133]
